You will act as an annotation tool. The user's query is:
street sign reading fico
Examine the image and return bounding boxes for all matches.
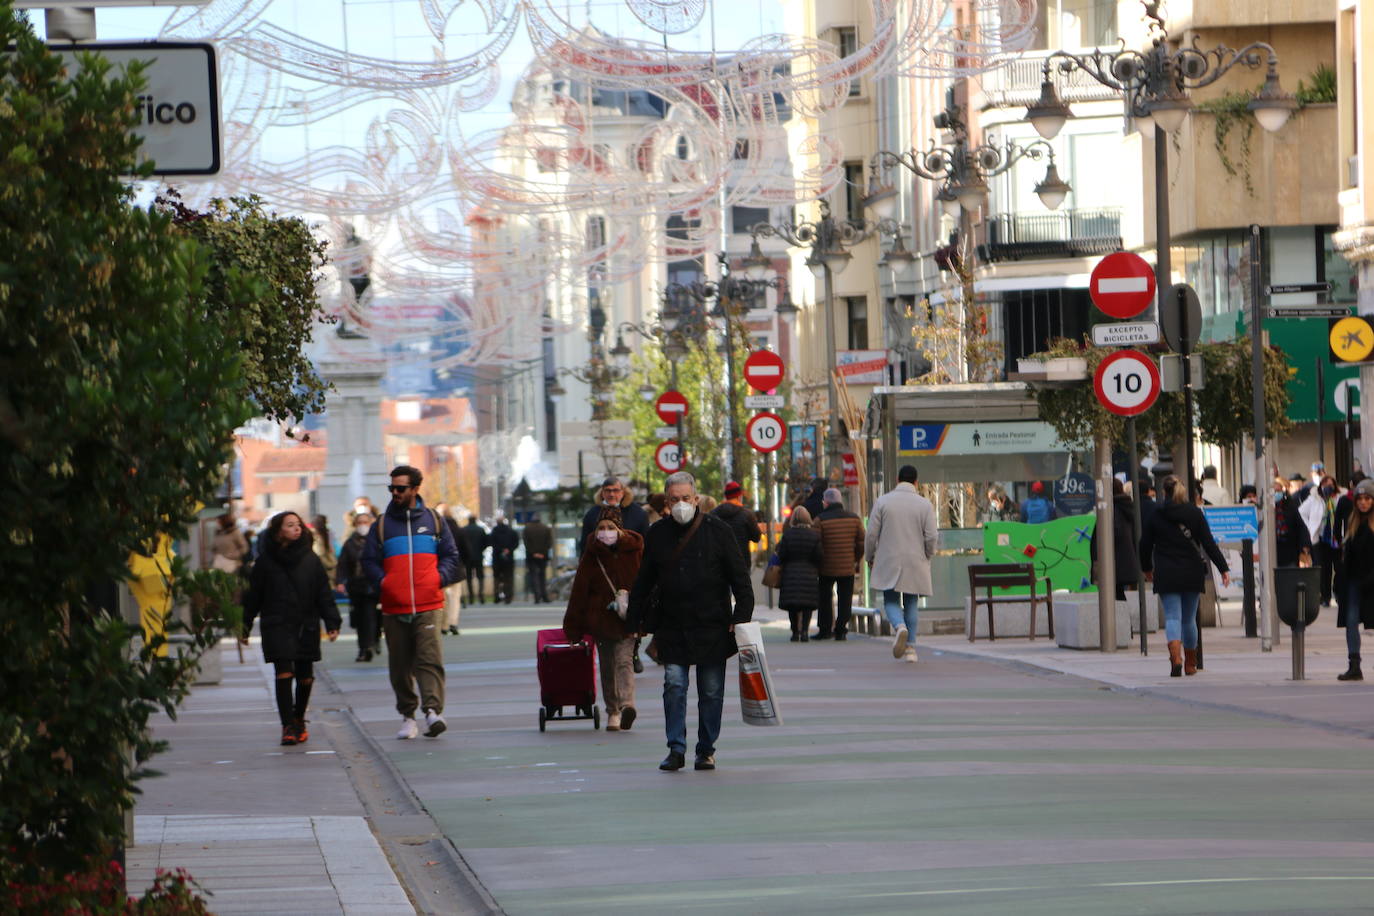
[49,42,220,175]
[1093,349,1161,417]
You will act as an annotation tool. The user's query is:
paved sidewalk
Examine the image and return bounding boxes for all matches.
[923,599,1374,737]
[124,651,415,915]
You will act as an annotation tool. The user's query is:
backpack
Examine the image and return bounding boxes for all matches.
[1023,498,1051,525]
[377,507,444,542]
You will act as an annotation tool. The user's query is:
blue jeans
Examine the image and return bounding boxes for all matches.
[1159,592,1201,649]
[882,589,920,639]
[1343,583,1362,656]
[663,661,727,757]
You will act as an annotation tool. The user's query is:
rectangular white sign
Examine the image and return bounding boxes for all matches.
[1091,321,1161,347]
[836,349,888,385]
[654,426,680,439]
[1098,277,1150,294]
[48,42,219,175]
[744,395,785,409]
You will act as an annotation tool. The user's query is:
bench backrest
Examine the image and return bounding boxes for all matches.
[968,563,1039,594]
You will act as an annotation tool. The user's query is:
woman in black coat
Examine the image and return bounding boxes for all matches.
[1334,478,1374,681]
[1090,478,1139,599]
[1140,476,1230,678]
[241,511,342,746]
[775,507,823,641]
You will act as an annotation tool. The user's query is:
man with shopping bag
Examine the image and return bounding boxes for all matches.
[628,471,754,772]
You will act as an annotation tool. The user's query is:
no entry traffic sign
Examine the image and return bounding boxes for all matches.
[1090,251,1155,320]
[655,390,689,426]
[743,350,785,392]
[1093,349,1161,417]
[654,440,685,473]
[746,412,786,452]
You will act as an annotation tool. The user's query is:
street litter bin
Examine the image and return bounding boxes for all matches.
[1273,566,1320,680]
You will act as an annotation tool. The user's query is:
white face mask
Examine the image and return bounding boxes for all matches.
[595,529,619,545]
[356,524,371,537]
[671,501,696,525]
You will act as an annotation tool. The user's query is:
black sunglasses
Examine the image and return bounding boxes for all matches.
[387,484,413,493]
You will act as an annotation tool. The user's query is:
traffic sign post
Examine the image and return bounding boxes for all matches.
[654,441,685,474]
[654,390,689,426]
[1093,349,1161,417]
[1090,251,1156,319]
[743,350,785,392]
[745,413,786,452]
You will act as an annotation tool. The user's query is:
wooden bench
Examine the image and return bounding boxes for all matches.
[967,563,1055,642]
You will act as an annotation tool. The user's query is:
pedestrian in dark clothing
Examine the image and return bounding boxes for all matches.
[712,480,762,564]
[776,507,823,641]
[801,478,827,519]
[1019,481,1057,524]
[1090,478,1140,600]
[523,514,554,603]
[489,518,521,603]
[438,505,473,635]
[628,471,753,773]
[1272,475,1313,568]
[362,466,463,740]
[241,511,341,746]
[1140,475,1230,678]
[461,517,489,603]
[813,487,864,639]
[336,510,380,662]
[580,477,651,548]
[1334,478,1374,681]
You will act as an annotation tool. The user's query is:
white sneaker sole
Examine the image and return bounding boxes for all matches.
[892,627,909,659]
[397,722,418,740]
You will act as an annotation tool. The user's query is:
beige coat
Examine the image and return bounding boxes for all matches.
[865,482,938,595]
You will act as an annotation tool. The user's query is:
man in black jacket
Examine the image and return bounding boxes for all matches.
[712,480,762,564]
[580,477,650,550]
[629,471,753,773]
[522,514,554,603]
[489,517,521,604]
[336,510,381,661]
[461,517,489,603]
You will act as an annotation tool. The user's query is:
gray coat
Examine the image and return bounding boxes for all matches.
[865,482,938,595]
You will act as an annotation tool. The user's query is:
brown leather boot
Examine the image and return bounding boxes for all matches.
[1183,648,1198,676]
[1168,640,1183,678]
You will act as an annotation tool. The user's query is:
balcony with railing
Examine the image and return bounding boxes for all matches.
[978,52,1122,110]
[978,207,1122,262]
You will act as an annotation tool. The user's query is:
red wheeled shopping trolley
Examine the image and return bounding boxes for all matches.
[536,628,600,731]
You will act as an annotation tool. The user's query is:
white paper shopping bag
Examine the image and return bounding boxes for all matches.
[734,622,782,726]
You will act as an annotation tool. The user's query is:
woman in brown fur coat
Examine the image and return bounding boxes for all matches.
[563,517,644,731]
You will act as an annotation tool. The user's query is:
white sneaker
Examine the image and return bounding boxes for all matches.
[606,711,621,731]
[902,647,918,664]
[892,626,909,659]
[397,717,419,740]
[423,710,447,737]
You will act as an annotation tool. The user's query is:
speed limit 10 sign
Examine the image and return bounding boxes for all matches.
[745,412,786,452]
[1093,348,1161,417]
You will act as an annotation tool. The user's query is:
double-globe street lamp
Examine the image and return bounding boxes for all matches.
[746,202,900,479]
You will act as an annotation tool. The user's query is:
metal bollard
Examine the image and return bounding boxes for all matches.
[1291,582,1307,681]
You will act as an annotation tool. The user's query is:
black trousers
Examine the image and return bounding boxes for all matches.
[493,561,515,603]
[817,575,855,636]
[348,588,380,652]
[1315,542,1337,605]
[527,558,549,602]
[465,564,485,603]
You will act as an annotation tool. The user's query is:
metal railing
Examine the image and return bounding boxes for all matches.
[981,208,1122,261]
[980,53,1123,109]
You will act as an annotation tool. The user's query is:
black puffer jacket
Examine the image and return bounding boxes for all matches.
[1139,501,1228,595]
[243,535,341,663]
[1336,522,1374,630]
[712,502,762,562]
[1090,494,1140,587]
[628,511,754,665]
[775,525,822,611]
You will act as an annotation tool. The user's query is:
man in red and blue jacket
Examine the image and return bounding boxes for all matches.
[363,465,463,740]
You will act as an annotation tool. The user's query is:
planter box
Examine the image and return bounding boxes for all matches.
[1044,357,1088,380]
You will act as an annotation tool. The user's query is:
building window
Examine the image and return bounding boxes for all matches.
[835,27,860,96]
[732,206,769,234]
[844,162,864,224]
[845,297,868,349]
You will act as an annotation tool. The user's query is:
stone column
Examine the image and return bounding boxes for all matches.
[317,338,390,529]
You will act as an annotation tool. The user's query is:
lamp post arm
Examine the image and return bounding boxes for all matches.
[1179,41,1278,90]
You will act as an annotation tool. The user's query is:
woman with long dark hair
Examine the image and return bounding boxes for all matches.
[1335,479,1374,681]
[1140,475,1230,678]
[241,512,342,745]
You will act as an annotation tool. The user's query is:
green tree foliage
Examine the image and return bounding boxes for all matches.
[0,8,256,883]
[1028,337,1293,451]
[155,190,332,425]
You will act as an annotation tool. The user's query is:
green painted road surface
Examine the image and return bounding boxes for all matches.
[321,603,1374,915]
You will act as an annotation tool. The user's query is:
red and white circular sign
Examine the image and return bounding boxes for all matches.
[1090,251,1156,320]
[654,440,685,473]
[655,390,689,426]
[1093,349,1160,417]
[743,350,785,392]
[745,412,786,452]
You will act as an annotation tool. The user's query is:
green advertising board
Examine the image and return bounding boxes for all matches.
[982,514,1097,594]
